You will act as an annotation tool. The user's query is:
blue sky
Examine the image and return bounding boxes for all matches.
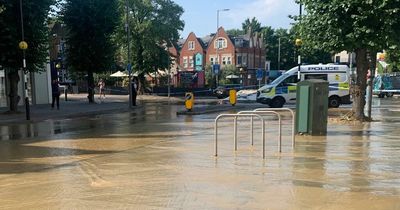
[173,0,299,38]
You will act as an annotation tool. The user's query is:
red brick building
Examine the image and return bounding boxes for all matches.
[206,27,266,86]
[206,27,236,67]
[171,27,266,88]
[176,32,207,88]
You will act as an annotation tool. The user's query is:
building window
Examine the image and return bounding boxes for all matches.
[335,56,340,63]
[188,41,195,50]
[237,55,242,65]
[210,57,214,65]
[222,57,226,65]
[214,38,227,49]
[189,56,194,67]
[227,57,231,65]
[235,38,243,47]
[183,56,188,68]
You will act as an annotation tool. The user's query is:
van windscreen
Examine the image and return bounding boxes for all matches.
[270,73,289,85]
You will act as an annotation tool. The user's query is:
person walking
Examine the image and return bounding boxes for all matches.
[51,79,60,110]
[98,79,106,100]
[131,77,138,106]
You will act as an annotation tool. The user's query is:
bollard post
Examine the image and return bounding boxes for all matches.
[185,92,194,111]
[25,97,30,120]
[64,88,68,101]
[229,89,237,106]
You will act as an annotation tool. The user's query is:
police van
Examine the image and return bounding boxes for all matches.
[256,64,351,108]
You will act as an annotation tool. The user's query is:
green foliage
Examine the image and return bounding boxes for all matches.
[262,26,332,71]
[299,0,400,53]
[242,17,261,33]
[386,49,400,72]
[226,29,244,37]
[0,0,54,72]
[204,64,214,87]
[299,0,400,120]
[263,27,296,70]
[220,65,239,85]
[117,0,184,76]
[63,0,119,74]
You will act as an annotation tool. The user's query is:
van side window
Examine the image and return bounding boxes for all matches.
[305,74,328,81]
[281,75,299,86]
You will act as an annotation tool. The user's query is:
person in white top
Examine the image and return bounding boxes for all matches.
[98,79,106,99]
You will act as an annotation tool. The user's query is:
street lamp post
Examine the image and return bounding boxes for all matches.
[296,3,303,80]
[19,0,30,120]
[216,9,229,87]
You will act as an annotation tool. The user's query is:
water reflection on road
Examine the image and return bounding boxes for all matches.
[0,101,399,209]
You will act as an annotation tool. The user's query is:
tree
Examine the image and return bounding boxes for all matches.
[118,0,184,94]
[204,64,214,87]
[242,17,261,34]
[299,0,400,121]
[226,29,244,37]
[263,28,297,70]
[63,0,119,103]
[220,65,239,85]
[386,49,400,72]
[0,0,54,112]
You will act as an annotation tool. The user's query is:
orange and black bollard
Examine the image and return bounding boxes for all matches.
[229,89,237,106]
[185,92,194,111]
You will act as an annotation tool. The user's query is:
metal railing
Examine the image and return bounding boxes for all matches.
[215,114,265,158]
[237,111,282,155]
[254,108,296,148]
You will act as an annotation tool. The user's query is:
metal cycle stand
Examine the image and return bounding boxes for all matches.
[238,111,282,154]
[215,114,265,158]
[254,108,296,148]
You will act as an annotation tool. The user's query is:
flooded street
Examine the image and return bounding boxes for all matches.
[0,100,400,209]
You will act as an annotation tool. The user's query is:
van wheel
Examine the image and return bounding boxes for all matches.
[378,93,385,98]
[270,97,285,108]
[328,95,341,108]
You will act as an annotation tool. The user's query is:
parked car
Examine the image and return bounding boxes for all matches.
[213,84,242,99]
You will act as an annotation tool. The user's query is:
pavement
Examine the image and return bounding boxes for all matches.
[0,94,226,124]
[0,93,369,125]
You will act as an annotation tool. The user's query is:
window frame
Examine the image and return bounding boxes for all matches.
[214,37,227,49]
[188,41,195,50]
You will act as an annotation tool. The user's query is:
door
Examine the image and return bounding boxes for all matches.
[278,75,299,102]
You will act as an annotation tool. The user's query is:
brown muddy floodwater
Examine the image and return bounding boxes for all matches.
[0,102,399,209]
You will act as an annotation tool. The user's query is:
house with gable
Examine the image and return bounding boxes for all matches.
[206,27,235,68]
[168,27,266,88]
[206,27,266,86]
[177,32,207,88]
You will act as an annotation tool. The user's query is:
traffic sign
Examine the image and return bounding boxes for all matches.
[213,64,220,75]
[256,69,264,81]
[127,63,132,73]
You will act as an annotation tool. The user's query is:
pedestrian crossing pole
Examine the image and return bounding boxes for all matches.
[19,0,30,120]
[126,0,132,109]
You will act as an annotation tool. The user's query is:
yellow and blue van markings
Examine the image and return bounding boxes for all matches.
[329,83,349,91]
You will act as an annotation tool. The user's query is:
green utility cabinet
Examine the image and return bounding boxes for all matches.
[296,79,329,135]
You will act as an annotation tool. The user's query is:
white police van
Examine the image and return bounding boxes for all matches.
[256,64,351,108]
